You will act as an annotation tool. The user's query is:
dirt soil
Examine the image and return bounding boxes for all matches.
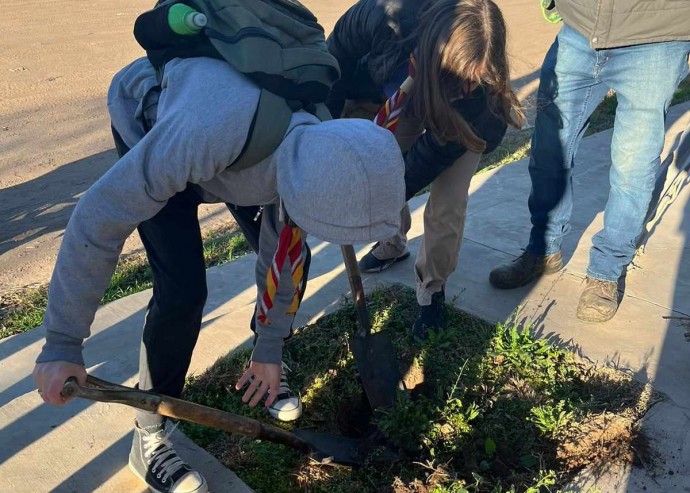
[0,0,557,294]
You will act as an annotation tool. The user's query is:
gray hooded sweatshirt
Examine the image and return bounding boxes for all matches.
[36,57,405,366]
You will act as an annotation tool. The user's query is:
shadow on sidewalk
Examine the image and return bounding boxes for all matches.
[0,150,118,256]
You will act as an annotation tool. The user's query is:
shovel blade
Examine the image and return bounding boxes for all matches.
[350,333,401,411]
[292,429,362,466]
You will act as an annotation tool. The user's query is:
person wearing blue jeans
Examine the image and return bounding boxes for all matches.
[490,0,690,322]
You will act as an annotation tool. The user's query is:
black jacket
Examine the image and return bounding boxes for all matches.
[326,0,508,199]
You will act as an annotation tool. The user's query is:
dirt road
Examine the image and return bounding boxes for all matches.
[0,0,557,293]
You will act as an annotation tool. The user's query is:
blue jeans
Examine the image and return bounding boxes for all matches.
[527,25,690,281]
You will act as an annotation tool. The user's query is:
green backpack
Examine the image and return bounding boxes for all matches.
[134,0,340,170]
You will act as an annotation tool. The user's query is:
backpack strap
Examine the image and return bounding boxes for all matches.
[230,89,293,171]
[229,91,333,171]
[311,102,332,122]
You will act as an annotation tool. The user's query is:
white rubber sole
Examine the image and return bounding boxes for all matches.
[268,399,303,422]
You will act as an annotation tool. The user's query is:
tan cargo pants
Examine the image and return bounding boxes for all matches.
[342,100,480,306]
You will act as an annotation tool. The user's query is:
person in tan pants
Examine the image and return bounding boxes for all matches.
[327,0,524,338]
[344,103,480,309]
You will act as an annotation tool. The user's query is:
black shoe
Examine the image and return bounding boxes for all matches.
[129,422,208,493]
[359,243,411,273]
[412,290,445,341]
[489,250,564,289]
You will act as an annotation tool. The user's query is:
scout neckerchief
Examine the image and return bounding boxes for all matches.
[257,220,304,325]
[374,53,416,132]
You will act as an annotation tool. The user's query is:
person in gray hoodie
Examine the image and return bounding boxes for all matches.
[32,56,405,493]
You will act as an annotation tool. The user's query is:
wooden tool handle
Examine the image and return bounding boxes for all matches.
[341,245,371,338]
[61,377,310,453]
[157,397,310,452]
[61,377,161,412]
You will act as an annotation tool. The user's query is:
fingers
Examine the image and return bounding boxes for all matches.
[249,381,269,408]
[49,372,74,406]
[75,367,87,386]
[33,368,53,405]
[236,363,282,409]
[235,369,253,391]
[36,377,67,407]
[241,373,260,404]
[264,379,280,408]
[33,361,87,407]
[239,372,271,408]
[45,381,67,407]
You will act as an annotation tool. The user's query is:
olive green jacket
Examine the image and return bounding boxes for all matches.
[556,0,690,49]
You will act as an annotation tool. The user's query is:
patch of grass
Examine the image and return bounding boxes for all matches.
[181,284,656,493]
[672,78,690,106]
[0,226,251,339]
[585,89,618,136]
[100,255,156,304]
[0,285,49,339]
[479,128,532,173]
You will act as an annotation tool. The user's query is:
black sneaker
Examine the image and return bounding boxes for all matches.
[129,422,208,493]
[359,243,411,273]
[267,362,303,422]
[412,290,445,341]
[489,250,564,289]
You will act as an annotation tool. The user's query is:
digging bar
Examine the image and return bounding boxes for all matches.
[61,375,361,466]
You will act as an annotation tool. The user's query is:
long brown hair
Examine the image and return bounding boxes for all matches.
[407,0,525,152]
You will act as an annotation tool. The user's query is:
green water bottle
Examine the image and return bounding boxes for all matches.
[168,4,207,35]
[540,0,562,24]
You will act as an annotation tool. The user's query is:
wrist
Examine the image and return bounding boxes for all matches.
[36,331,85,366]
[251,333,283,365]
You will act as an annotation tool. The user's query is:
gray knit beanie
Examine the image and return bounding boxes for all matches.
[275,118,405,244]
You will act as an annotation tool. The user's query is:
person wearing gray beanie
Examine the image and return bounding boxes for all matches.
[32,56,404,493]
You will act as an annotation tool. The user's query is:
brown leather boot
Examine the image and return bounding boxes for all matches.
[576,277,619,322]
[489,251,564,289]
